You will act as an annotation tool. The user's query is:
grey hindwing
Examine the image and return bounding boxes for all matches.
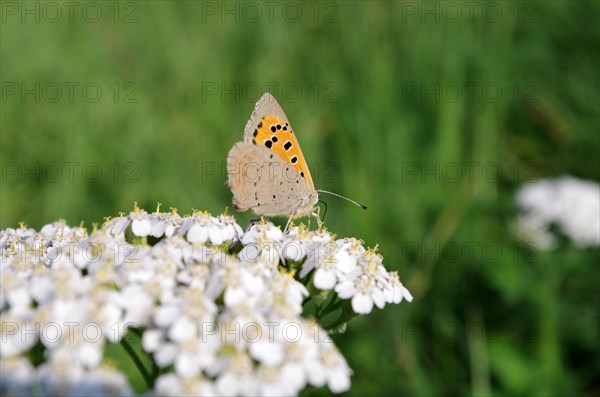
[226,143,313,217]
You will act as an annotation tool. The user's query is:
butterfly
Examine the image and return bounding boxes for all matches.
[226,93,366,227]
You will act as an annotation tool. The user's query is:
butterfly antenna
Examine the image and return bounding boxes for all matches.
[317,190,368,210]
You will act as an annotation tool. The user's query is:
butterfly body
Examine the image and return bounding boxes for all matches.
[227,93,319,219]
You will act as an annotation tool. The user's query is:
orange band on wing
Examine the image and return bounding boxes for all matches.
[250,115,315,191]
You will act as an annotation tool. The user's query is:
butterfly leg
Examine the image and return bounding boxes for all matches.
[284,200,305,233]
[244,218,262,234]
[312,206,323,230]
[284,209,298,233]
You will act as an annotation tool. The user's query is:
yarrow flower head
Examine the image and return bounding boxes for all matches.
[515,175,600,250]
[0,205,412,396]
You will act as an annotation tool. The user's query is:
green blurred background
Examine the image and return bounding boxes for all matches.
[1,1,599,396]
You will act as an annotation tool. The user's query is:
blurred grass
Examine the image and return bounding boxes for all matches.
[1,1,599,396]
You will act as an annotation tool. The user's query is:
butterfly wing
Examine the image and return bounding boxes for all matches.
[243,93,316,193]
[243,93,289,141]
[227,142,317,217]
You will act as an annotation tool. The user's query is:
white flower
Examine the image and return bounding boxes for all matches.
[146,287,218,370]
[283,225,332,263]
[271,319,327,393]
[210,350,257,396]
[14,225,36,246]
[0,207,414,396]
[295,228,335,278]
[220,262,265,308]
[155,373,217,397]
[383,272,413,304]
[37,357,132,397]
[187,211,242,245]
[331,244,412,314]
[114,284,154,329]
[149,214,167,238]
[336,273,384,315]
[108,216,131,237]
[163,212,185,237]
[174,335,220,378]
[0,314,38,357]
[64,366,133,396]
[299,236,362,291]
[516,176,600,249]
[320,344,352,393]
[36,347,86,394]
[217,214,244,242]
[267,270,309,316]
[130,207,152,237]
[255,365,300,396]
[0,357,36,396]
[241,221,283,245]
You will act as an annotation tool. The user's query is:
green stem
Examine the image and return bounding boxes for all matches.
[128,328,161,378]
[302,272,316,307]
[324,303,359,331]
[302,295,312,306]
[120,336,153,389]
[318,298,343,318]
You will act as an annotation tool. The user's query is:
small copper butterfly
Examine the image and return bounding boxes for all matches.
[227,93,366,225]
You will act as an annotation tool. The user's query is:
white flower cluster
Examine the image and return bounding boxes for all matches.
[283,226,413,315]
[516,176,600,250]
[1,207,412,396]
